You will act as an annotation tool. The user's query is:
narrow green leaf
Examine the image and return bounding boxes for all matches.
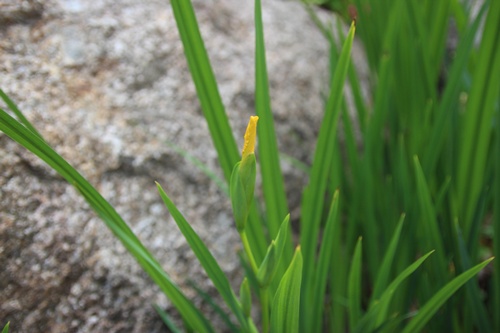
[153,304,183,333]
[1,322,9,333]
[279,152,310,175]
[240,278,252,319]
[156,182,249,331]
[309,190,340,332]
[329,191,347,332]
[355,250,435,333]
[372,214,405,301]
[454,221,492,333]
[300,20,355,302]
[166,140,228,195]
[170,0,266,261]
[254,0,289,241]
[273,215,290,269]
[359,3,401,277]
[188,281,240,332]
[423,2,488,174]
[401,257,495,333]
[413,155,447,278]
[271,247,303,333]
[348,237,363,329]
[257,214,291,290]
[169,0,238,181]
[0,107,214,333]
[495,88,500,333]
[257,241,277,288]
[0,88,43,140]
[457,0,500,228]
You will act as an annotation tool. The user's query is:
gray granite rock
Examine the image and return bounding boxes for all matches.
[0,0,334,331]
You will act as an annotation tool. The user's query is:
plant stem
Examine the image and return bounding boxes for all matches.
[240,230,259,273]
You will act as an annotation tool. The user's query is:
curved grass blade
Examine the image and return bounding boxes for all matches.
[166,140,228,195]
[371,214,405,301]
[401,257,495,333]
[156,182,250,331]
[271,247,303,333]
[0,88,43,140]
[454,221,492,333]
[188,281,240,333]
[348,237,363,329]
[153,304,183,333]
[266,215,291,292]
[354,250,435,333]
[413,155,447,280]
[0,108,215,333]
[279,152,310,175]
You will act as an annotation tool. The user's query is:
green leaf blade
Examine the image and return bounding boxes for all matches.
[271,247,303,333]
[300,20,355,307]
[348,237,363,329]
[156,182,249,331]
[170,0,267,262]
[402,257,495,333]
[308,190,340,332]
[254,0,289,241]
[0,108,214,333]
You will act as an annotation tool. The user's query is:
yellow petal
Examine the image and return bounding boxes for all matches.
[242,116,259,159]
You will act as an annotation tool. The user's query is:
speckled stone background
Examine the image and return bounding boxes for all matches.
[0,0,338,331]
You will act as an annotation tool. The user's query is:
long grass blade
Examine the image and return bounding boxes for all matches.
[355,250,434,333]
[454,221,492,333]
[423,2,488,174]
[169,0,238,180]
[156,183,250,331]
[166,141,228,195]
[170,0,267,262]
[271,247,303,333]
[371,214,405,301]
[348,237,363,329]
[188,281,240,333]
[300,20,355,301]
[0,108,214,333]
[457,0,500,229]
[153,304,183,333]
[254,0,289,240]
[413,155,447,279]
[308,190,340,332]
[401,257,495,333]
[0,88,43,140]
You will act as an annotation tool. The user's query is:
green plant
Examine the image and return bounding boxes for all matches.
[1,322,9,333]
[1,0,499,332]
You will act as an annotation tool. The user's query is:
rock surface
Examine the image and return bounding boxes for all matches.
[0,0,334,331]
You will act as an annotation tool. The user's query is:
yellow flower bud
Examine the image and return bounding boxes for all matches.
[242,116,259,159]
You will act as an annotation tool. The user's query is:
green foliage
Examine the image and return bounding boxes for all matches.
[1,322,9,333]
[1,0,499,332]
[270,247,303,333]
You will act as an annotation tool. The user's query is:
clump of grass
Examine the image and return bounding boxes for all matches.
[1,0,499,332]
